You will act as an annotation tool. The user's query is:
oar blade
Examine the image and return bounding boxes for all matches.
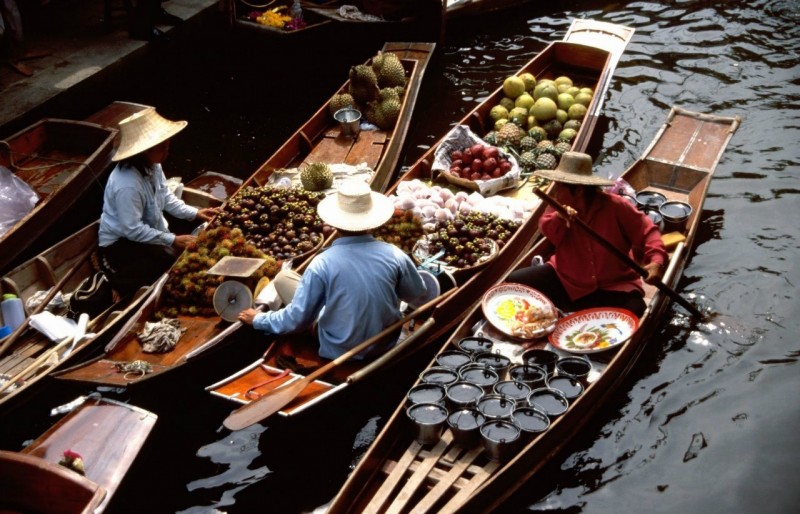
[223,377,309,431]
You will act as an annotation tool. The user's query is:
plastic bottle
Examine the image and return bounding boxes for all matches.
[290,0,303,19]
[1,293,25,331]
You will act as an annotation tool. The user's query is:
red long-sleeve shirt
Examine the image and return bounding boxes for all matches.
[541,191,668,300]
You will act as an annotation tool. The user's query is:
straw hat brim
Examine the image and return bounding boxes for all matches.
[317,190,395,232]
[112,111,188,162]
[534,168,615,186]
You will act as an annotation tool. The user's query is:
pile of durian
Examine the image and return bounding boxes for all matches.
[328,50,408,130]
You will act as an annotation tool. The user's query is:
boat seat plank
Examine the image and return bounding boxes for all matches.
[366,441,426,514]
[415,446,484,514]
[35,256,57,286]
[385,431,454,514]
[302,130,387,170]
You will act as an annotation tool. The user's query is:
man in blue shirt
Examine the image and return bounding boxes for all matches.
[238,180,427,360]
[99,108,218,298]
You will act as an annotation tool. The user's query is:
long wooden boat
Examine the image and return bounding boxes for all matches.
[0,118,117,272]
[0,395,157,514]
[444,0,529,19]
[326,106,740,513]
[207,20,634,423]
[53,42,435,388]
[0,101,241,408]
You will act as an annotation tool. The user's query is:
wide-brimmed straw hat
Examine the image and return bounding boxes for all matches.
[112,108,188,161]
[317,180,394,232]
[534,151,614,186]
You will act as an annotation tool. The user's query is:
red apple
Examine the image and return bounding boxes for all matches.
[500,160,512,172]
[451,166,462,176]
[462,149,474,164]
[470,172,482,181]
[470,143,484,156]
[483,146,500,159]
[471,159,483,173]
[483,157,497,171]
[452,159,463,169]
[480,173,492,181]
[492,167,503,178]
[451,150,463,161]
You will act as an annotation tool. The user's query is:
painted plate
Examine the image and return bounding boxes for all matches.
[548,308,639,354]
[481,283,557,340]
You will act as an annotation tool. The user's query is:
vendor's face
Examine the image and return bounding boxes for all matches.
[143,139,171,164]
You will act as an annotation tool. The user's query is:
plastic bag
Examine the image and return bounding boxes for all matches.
[0,165,39,237]
[432,125,521,196]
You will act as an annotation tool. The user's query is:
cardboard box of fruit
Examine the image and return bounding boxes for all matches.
[433,125,521,195]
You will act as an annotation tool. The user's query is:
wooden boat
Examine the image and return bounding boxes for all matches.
[207,20,634,423]
[0,101,241,408]
[225,0,442,40]
[444,0,529,19]
[326,106,741,513]
[53,43,435,388]
[0,118,117,272]
[0,395,157,514]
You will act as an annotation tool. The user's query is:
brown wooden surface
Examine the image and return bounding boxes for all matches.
[0,119,117,272]
[326,107,740,513]
[0,451,106,514]
[21,397,157,513]
[55,43,434,389]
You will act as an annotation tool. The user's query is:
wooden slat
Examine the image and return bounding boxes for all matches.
[439,459,500,513]
[364,440,425,514]
[385,431,454,514]
[415,446,484,514]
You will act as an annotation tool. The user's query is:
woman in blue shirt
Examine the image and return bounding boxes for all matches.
[238,181,427,360]
[98,109,218,298]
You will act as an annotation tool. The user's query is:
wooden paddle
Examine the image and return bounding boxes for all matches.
[533,188,705,319]
[0,246,95,358]
[223,289,455,431]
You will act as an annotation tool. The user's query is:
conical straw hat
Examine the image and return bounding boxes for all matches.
[534,151,614,186]
[112,109,187,161]
[317,180,394,232]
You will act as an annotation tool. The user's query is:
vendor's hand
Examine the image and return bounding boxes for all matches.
[196,207,220,222]
[238,308,258,326]
[643,262,664,284]
[556,205,578,227]
[172,234,196,250]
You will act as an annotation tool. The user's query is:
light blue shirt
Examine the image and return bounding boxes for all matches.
[98,162,197,247]
[253,235,427,360]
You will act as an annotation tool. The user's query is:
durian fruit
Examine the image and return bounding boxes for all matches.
[349,64,380,105]
[375,52,407,88]
[371,96,402,130]
[329,93,356,116]
[378,87,400,103]
[371,51,387,74]
[300,162,333,192]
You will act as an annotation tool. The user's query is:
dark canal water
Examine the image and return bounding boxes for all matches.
[3,0,799,512]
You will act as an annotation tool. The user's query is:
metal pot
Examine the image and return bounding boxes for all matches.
[447,408,486,447]
[480,419,521,462]
[406,402,448,445]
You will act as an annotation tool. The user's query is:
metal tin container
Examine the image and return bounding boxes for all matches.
[406,403,448,445]
[528,387,569,420]
[457,335,494,356]
[480,419,521,462]
[419,366,459,387]
[508,364,548,389]
[447,408,486,447]
[521,348,559,376]
[435,349,472,370]
[473,351,511,381]
[659,200,693,233]
[458,364,499,393]
[511,406,551,442]
[406,383,446,407]
[635,190,666,212]
[493,380,532,403]
[546,375,584,403]
[476,394,516,422]
[555,356,592,386]
[445,381,484,410]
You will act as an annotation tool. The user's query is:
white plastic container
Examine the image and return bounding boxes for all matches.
[1,293,25,331]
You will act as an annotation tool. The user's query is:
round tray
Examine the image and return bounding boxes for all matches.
[480,283,557,340]
[548,307,638,353]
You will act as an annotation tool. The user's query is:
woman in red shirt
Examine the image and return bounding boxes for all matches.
[509,152,667,317]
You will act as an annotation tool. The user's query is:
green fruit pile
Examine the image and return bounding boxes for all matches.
[157,226,279,318]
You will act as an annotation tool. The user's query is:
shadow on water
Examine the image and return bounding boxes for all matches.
[2,0,800,512]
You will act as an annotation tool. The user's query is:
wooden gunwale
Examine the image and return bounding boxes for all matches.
[205,22,633,418]
[0,395,156,514]
[53,43,434,387]
[326,106,740,513]
[0,118,117,273]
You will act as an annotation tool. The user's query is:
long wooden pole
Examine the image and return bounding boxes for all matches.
[223,288,455,430]
[533,188,704,319]
[0,246,95,357]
